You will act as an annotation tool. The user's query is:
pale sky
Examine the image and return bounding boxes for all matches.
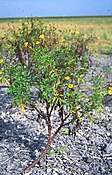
[0,0,112,18]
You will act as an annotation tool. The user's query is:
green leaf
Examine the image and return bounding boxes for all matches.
[48,149,55,155]
[63,129,69,135]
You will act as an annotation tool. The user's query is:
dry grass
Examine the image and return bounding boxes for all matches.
[0,20,112,54]
[48,21,112,54]
[0,23,19,36]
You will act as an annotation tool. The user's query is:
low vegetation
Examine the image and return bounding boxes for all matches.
[0,16,112,54]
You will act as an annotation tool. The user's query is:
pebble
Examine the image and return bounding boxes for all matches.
[0,55,112,175]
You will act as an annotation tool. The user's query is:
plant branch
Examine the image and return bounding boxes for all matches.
[63,112,71,122]
[30,103,47,120]
[0,85,9,89]
[24,123,64,174]
[49,99,56,116]
[47,114,52,137]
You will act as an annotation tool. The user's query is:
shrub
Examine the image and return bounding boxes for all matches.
[0,17,107,173]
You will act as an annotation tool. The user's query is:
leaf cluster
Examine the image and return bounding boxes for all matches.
[0,17,106,123]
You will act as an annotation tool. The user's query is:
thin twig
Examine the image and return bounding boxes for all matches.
[30,103,47,120]
[49,99,57,116]
[0,85,9,89]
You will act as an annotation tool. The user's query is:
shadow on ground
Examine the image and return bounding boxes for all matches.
[0,116,48,161]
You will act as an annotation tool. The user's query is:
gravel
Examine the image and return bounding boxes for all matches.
[0,55,112,175]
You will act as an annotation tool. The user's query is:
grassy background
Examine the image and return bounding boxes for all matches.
[0,16,112,54]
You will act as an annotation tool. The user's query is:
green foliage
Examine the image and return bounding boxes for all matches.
[57,146,69,155]
[0,17,108,172]
[48,149,55,155]
[63,129,69,135]
[48,146,69,155]
[0,17,106,125]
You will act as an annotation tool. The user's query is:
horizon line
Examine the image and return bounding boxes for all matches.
[0,15,112,19]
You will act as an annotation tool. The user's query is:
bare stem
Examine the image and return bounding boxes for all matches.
[30,103,47,120]
[24,104,81,174]
[49,99,56,116]
[0,85,9,89]
[24,124,63,174]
